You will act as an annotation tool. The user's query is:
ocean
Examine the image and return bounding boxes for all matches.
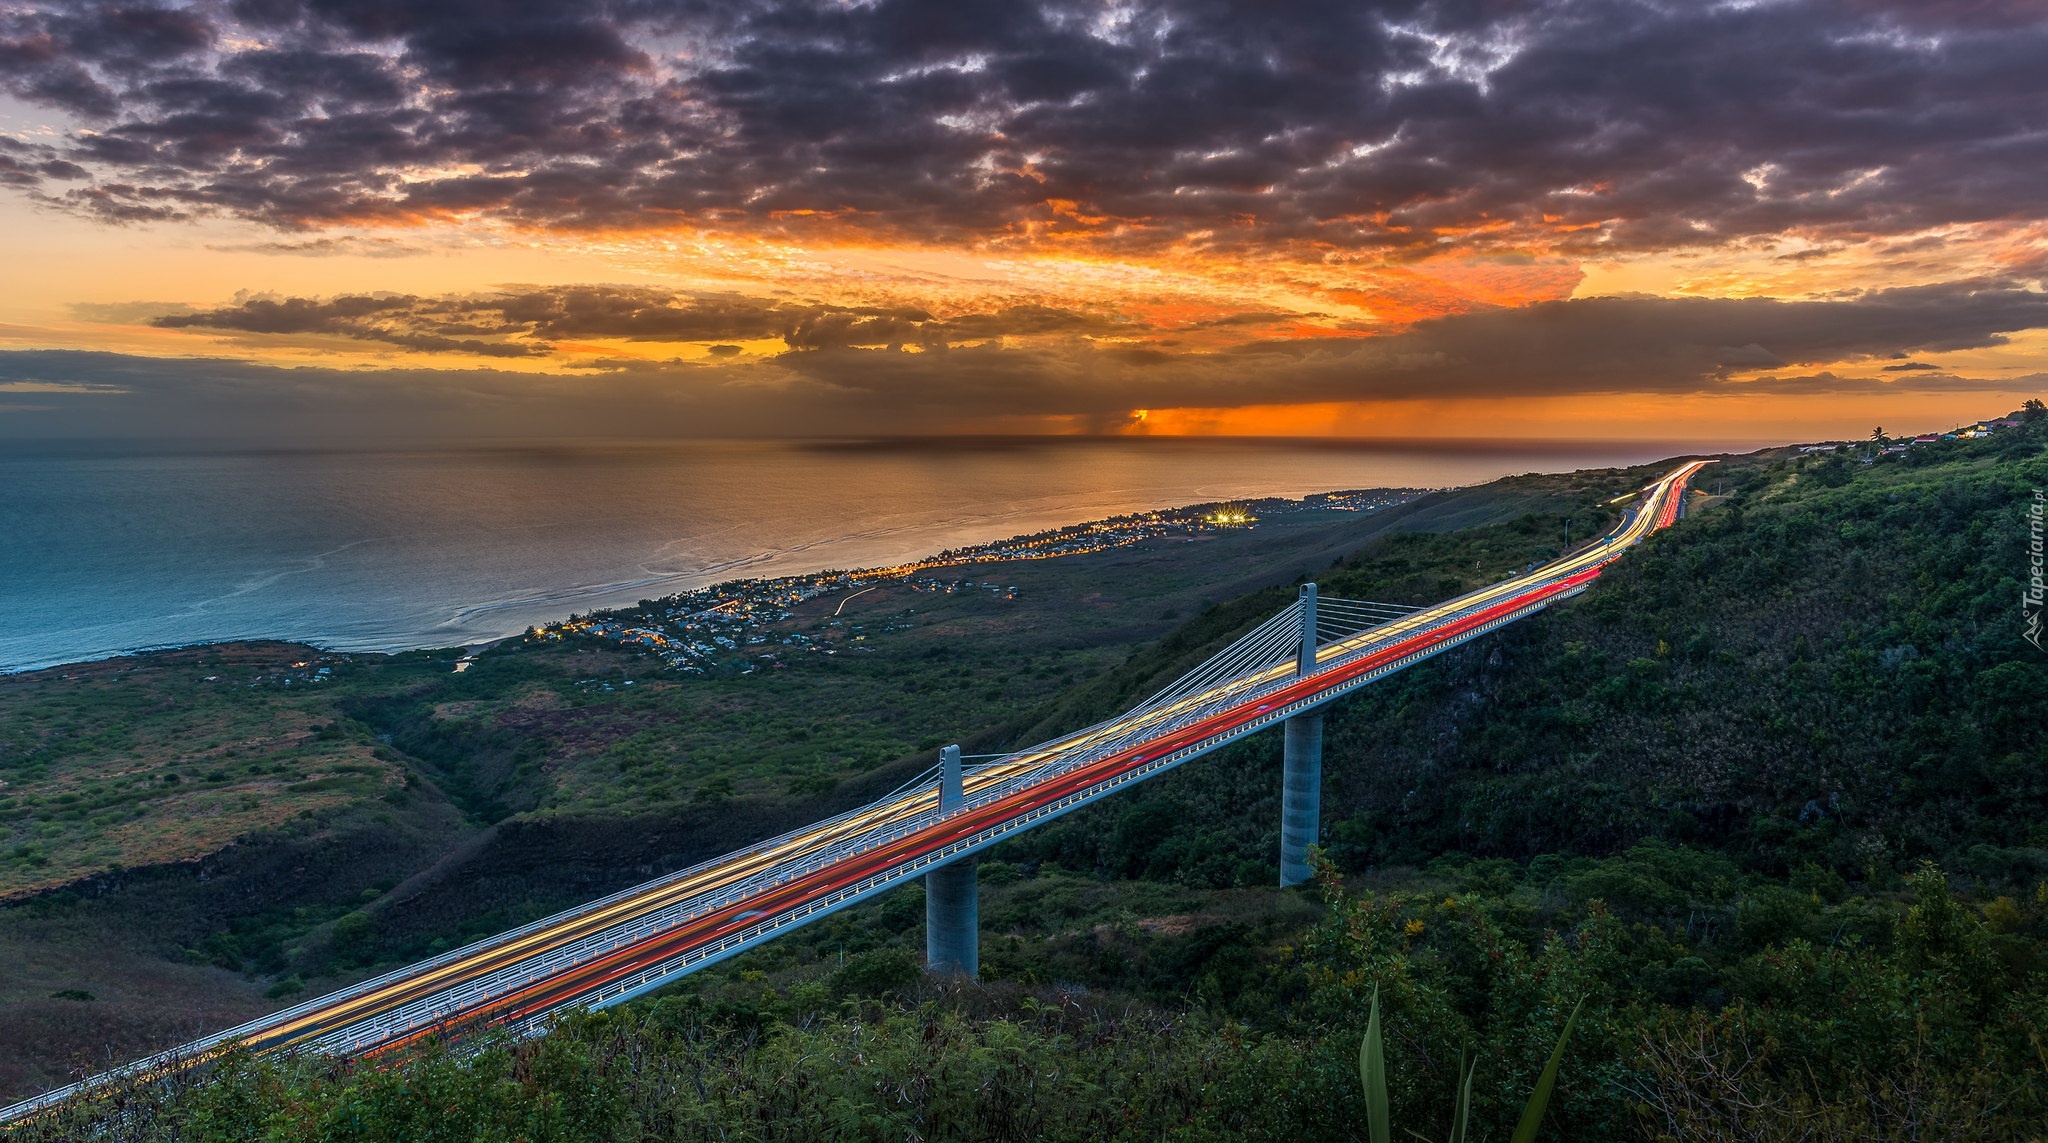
[0,437,1730,673]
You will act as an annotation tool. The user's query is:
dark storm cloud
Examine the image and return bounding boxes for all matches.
[144,286,1127,353]
[140,276,2048,387]
[3,1,2044,249]
[0,135,81,189]
[153,292,552,356]
[748,280,2048,419]
[18,280,2040,441]
[1322,279,2048,396]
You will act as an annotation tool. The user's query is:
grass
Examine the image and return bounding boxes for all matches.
[0,644,407,899]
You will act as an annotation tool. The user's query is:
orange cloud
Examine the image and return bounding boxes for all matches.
[1120,389,2036,444]
[1321,256,1586,326]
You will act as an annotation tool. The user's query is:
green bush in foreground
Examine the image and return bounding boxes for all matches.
[20,857,2048,1142]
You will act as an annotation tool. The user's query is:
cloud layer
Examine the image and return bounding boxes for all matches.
[6,280,2038,440]
[4,0,2046,253]
[145,286,1135,356]
[143,277,2048,378]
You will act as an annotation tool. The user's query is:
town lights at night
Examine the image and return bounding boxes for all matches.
[1206,504,1255,527]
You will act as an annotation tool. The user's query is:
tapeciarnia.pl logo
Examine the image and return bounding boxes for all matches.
[2027,488,2045,651]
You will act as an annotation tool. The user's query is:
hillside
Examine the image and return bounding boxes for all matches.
[0,471,1612,1104]
[11,421,2048,1139]
[1015,428,2048,886]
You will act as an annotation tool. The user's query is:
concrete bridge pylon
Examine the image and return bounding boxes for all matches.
[1280,583,1324,888]
[925,743,979,976]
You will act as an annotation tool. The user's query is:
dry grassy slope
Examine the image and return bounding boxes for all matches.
[0,643,414,899]
[0,923,268,1103]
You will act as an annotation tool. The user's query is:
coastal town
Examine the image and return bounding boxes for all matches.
[533,489,1423,673]
[1796,415,2031,457]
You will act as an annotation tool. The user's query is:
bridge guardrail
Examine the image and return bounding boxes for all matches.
[2,463,1703,1122]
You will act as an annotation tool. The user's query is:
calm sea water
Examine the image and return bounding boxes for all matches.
[0,437,1727,673]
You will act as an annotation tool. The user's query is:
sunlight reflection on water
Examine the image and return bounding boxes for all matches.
[0,437,1739,672]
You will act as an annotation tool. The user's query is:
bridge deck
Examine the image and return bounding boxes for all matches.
[0,459,1709,1124]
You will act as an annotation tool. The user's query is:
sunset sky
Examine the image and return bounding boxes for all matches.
[3,0,2046,443]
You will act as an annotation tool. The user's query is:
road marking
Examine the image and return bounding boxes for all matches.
[833,585,879,616]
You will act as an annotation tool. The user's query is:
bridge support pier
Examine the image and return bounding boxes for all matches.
[1281,583,1323,888]
[926,744,979,977]
[1279,713,1323,887]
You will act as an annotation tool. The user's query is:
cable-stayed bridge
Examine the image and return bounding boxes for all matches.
[0,459,1708,1124]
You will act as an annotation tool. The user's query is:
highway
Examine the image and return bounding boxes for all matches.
[0,458,1708,1124]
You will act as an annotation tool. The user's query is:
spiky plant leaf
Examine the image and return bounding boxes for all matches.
[1450,1053,1474,1143]
[1359,984,1390,1143]
[1509,998,1584,1143]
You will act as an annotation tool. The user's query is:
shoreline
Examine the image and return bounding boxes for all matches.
[4,485,1430,678]
[7,437,1729,677]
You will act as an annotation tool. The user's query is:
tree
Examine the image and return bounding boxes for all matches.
[2022,398,2046,422]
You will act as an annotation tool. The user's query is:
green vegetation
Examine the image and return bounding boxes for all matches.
[1358,984,1581,1143]
[3,480,1534,1099]
[0,646,414,897]
[7,416,2048,1138]
[15,856,2048,1141]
